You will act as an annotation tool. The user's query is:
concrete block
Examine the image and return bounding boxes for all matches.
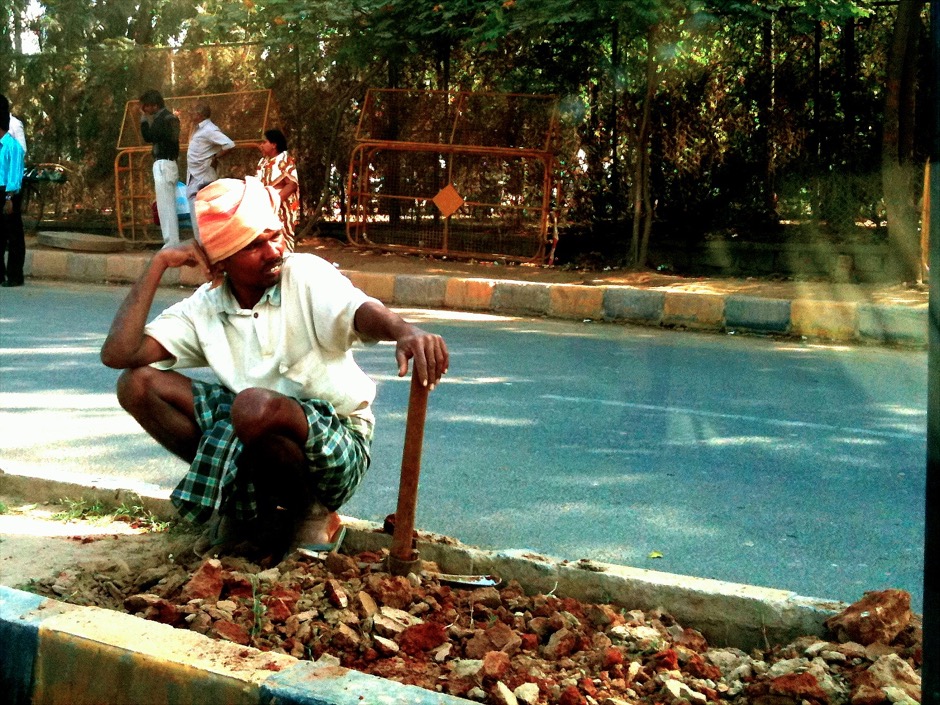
[553,561,836,649]
[663,291,725,329]
[444,277,495,310]
[725,296,791,333]
[858,304,928,346]
[491,281,551,316]
[344,271,395,303]
[467,549,563,598]
[416,542,478,577]
[548,284,604,320]
[105,253,147,283]
[29,250,70,280]
[32,606,293,705]
[261,660,470,705]
[37,231,125,253]
[791,300,858,340]
[394,274,448,308]
[603,287,664,323]
[66,253,107,283]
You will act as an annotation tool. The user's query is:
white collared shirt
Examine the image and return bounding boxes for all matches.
[9,116,26,155]
[144,254,381,433]
[185,119,235,197]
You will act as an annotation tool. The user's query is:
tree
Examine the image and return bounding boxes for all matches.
[882,0,925,281]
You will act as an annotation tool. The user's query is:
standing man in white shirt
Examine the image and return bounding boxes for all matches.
[186,102,235,242]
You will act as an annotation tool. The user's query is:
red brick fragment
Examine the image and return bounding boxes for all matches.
[222,573,254,599]
[684,652,722,681]
[579,677,598,696]
[326,579,349,608]
[520,633,540,652]
[181,559,223,601]
[482,650,511,679]
[652,648,679,671]
[603,647,624,669]
[399,622,448,656]
[769,672,829,701]
[124,593,181,625]
[557,685,586,705]
[264,588,300,622]
[544,628,578,659]
[825,589,913,646]
[372,576,413,609]
[213,619,251,645]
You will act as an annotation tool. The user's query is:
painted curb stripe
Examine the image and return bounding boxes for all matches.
[23,250,928,346]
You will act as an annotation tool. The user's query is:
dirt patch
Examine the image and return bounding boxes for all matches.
[9,504,923,705]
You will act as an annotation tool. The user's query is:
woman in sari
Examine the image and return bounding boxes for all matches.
[256,128,300,251]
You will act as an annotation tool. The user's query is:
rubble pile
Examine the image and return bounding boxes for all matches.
[33,549,922,705]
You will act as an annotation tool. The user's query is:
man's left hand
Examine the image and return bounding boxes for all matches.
[396,328,449,389]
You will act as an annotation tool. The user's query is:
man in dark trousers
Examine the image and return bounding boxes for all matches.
[139,89,181,247]
[0,98,26,287]
[101,177,448,559]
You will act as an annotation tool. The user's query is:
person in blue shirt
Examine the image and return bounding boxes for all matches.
[0,101,27,287]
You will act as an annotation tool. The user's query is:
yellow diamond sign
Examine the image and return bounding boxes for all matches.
[432,184,465,218]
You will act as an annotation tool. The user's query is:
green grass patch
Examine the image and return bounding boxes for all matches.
[51,497,171,532]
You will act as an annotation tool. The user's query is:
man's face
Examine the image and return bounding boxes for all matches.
[221,229,287,290]
[141,103,159,116]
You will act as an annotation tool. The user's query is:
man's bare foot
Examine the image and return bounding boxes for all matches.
[293,506,343,548]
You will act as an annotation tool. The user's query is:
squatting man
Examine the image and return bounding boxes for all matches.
[101,176,449,558]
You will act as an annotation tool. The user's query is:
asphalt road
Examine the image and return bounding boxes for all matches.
[0,281,927,609]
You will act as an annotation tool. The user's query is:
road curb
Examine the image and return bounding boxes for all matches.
[1,585,467,705]
[20,247,928,346]
[1,471,846,704]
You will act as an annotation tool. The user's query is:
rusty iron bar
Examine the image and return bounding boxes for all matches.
[388,371,431,575]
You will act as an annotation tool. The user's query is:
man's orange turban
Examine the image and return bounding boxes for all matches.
[195,177,283,264]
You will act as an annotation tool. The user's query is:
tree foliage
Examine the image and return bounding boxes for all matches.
[1,0,931,273]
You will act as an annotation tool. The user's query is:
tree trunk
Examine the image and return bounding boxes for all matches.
[630,25,658,269]
[882,0,922,281]
[609,21,621,220]
[758,16,776,218]
[586,81,606,219]
[841,17,857,165]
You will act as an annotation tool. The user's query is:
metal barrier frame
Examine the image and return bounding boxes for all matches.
[346,89,561,264]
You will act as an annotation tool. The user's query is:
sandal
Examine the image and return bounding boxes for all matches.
[295,525,347,558]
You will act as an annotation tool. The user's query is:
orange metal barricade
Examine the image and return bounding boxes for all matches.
[346,90,562,264]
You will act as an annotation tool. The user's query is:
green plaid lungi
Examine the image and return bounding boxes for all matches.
[170,380,372,524]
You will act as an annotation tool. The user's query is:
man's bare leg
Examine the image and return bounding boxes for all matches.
[230,388,341,548]
[116,367,201,462]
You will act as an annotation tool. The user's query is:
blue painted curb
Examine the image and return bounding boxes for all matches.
[261,661,470,705]
[725,295,791,334]
[0,587,48,705]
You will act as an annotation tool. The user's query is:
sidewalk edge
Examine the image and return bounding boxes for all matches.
[22,249,929,346]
